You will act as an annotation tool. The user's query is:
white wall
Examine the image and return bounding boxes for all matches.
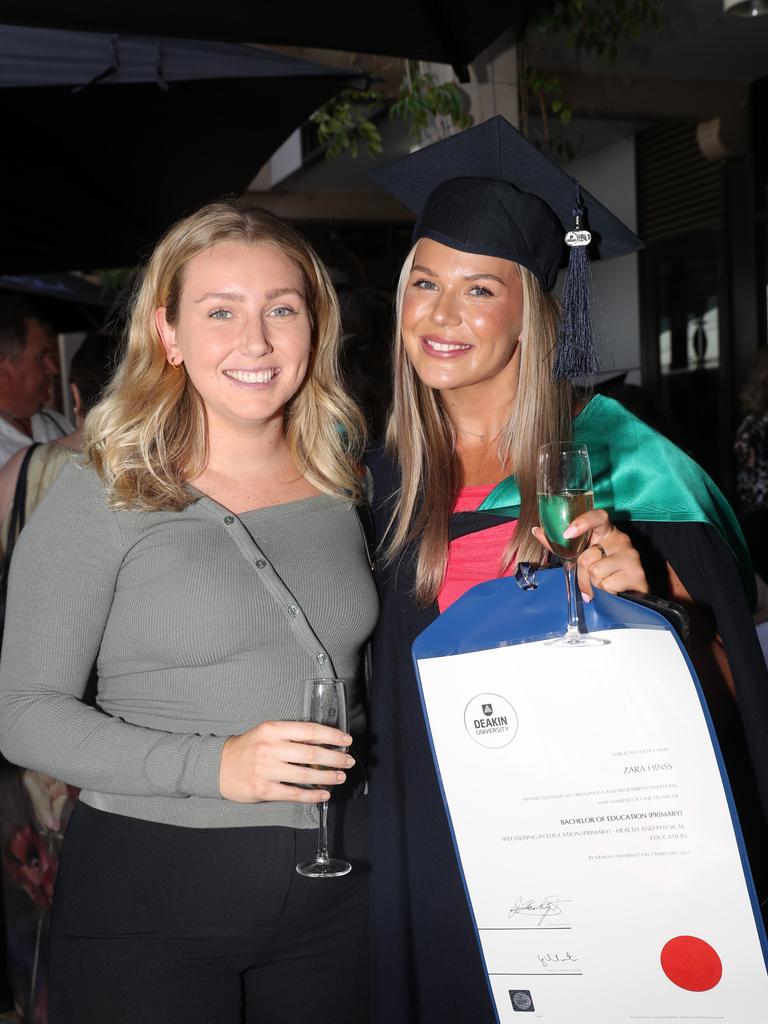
[563,138,641,384]
[249,129,303,190]
[465,46,520,128]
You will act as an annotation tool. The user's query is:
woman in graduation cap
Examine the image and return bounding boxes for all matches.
[366,116,768,1023]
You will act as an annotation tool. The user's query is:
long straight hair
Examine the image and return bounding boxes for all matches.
[385,244,572,606]
[84,202,365,510]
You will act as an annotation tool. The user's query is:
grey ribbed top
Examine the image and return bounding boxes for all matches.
[0,461,378,829]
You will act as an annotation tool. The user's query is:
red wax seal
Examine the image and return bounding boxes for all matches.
[660,935,723,991]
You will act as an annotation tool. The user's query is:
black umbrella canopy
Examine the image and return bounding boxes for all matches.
[0,2,544,80]
[0,25,363,273]
[0,273,116,331]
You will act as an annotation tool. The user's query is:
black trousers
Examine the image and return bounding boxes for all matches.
[49,800,370,1024]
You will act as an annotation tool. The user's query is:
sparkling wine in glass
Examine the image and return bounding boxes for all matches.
[537,442,608,648]
[295,678,352,878]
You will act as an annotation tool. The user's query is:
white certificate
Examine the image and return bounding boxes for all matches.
[416,627,768,1022]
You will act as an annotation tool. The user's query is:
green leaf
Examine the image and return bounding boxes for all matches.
[522,0,664,143]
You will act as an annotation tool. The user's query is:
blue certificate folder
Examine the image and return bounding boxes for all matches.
[412,569,768,1020]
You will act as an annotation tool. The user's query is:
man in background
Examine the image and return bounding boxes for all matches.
[0,298,71,465]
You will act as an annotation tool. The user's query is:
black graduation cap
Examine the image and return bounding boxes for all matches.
[371,116,643,380]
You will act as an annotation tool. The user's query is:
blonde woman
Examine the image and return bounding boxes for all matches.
[367,118,767,1023]
[0,202,377,1024]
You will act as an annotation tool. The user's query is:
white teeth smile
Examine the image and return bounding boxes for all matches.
[425,339,471,352]
[224,369,278,384]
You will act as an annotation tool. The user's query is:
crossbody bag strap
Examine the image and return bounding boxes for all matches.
[0,442,40,633]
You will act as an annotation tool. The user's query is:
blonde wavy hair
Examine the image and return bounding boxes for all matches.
[84,201,366,510]
[385,244,572,606]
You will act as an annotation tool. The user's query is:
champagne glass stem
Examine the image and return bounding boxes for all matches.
[563,559,581,638]
[316,800,330,864]
[296,677,352,877]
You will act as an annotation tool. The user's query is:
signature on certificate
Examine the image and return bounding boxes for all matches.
[537,950,579,969]
[508,895,571,927]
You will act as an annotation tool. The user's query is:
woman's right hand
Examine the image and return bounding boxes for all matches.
[218,720,354,803]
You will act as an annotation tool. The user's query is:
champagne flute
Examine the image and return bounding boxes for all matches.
[537,442,608,648]
[296,678,352,878]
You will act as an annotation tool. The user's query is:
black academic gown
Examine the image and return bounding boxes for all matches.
[366,447,768,1024]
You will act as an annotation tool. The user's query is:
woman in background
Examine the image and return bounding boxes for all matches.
[735,347,768,582]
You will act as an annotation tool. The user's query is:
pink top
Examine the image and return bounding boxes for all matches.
[437,484,518,612]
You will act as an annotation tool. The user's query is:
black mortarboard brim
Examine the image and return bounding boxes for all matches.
[371,116,643,380]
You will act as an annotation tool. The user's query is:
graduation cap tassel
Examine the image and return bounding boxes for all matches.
[553,191,600,381]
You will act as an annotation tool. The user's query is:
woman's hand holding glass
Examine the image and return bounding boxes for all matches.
[532,508,649,601]
[218,720,354,804]
[296,678,352,877]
